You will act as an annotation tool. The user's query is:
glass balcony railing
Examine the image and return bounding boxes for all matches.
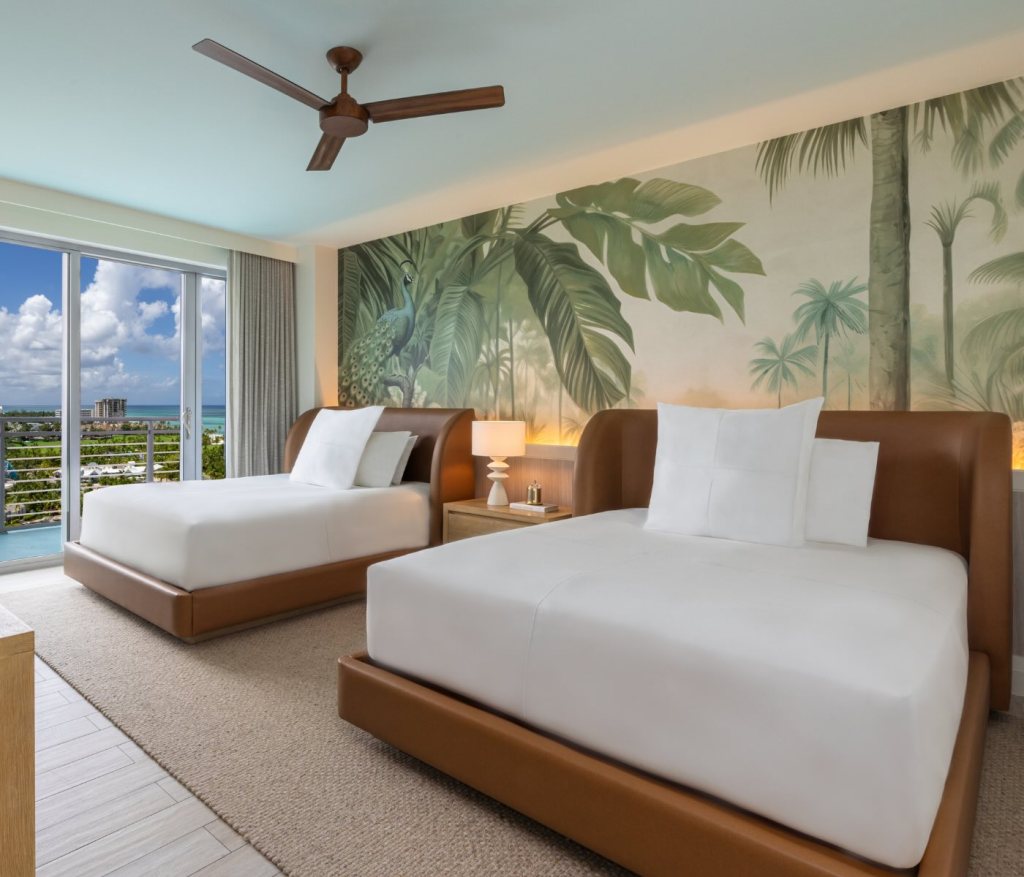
[1,414,183,553]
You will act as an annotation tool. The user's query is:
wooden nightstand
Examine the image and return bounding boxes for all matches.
[442,499,572,543]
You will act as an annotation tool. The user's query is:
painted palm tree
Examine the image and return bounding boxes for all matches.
[961,144,1024,364]
[983,106,1024,207]
[971,252,1024,287]
[338,260,416,407]
[749,333,817,408]
[963,307,1024,400]
[791,279,868,407]
[927,307,1024,462]
[925,182,1007,384]
[756,78,1023,410]
[832,340,867,410]
[963,252,1024,416]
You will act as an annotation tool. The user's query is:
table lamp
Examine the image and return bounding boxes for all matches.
[472,420,526,507]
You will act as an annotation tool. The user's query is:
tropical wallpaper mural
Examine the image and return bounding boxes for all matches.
[339,75,1024,467]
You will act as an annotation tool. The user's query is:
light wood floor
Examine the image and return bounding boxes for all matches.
[6,568,280,877]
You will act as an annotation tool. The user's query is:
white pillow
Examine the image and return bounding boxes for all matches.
[392,435,418,485]
[805,438,879,547]
[289,406,384,490]
[355,431,412,488]
[645,398,823,546]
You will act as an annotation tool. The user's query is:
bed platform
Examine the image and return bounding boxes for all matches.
[337,409,1012,876]
[64,407,474,641]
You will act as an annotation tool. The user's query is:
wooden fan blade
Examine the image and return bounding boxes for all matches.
[364,85,504,123]
[307,134,345,171]
[193,39,329,111]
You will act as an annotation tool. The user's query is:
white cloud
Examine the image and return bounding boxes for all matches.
[80,260,180,359]
[0,294,63,398]
[0,261,227,403]
[200,276,226,355]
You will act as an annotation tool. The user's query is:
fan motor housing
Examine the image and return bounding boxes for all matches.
[319,95,369,138]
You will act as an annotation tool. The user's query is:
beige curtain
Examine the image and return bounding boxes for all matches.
[226,251,298,477]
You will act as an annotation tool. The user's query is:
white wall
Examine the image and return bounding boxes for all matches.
[294,245,339,413]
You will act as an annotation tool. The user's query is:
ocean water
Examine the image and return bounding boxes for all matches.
[3,404,225,434]
[125,405,225,434]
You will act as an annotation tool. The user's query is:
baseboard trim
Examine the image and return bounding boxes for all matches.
[0,554,62,575]
[1013,655,1024,699]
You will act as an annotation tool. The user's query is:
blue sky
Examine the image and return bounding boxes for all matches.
[0,240,225,407]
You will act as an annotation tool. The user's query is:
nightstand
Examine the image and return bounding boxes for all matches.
[442,499,572,543]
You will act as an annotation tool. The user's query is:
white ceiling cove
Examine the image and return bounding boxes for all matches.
[2,0,1023,247]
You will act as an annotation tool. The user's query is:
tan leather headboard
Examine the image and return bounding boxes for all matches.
[573,409,1014,710]
[283,407,475,546]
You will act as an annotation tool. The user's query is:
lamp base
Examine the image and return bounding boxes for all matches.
[486,457,510,507]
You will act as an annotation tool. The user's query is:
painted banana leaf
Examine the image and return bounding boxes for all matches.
[339,244,392,353]
[550,177,765,321]
[340,176,764,416]
[513,231,633,412]
[426,271,487,405]
[337,248,362,359]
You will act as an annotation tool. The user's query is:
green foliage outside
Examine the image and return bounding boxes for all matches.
[3,420,226,527]
[203,434,226,480]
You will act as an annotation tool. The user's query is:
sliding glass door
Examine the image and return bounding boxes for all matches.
[0,232,226,566]
[0,240,66,564]
[199,277,227,479]
[67,254,227,539]
[77,257,185,502]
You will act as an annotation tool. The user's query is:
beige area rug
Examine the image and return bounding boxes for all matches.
[3,578,1023,877]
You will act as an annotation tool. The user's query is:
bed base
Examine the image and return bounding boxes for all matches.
[338,650,990,877]
[64,541,410,641]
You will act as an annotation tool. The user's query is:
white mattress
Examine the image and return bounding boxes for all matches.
[367,509,969,869]
[80,475,431,590]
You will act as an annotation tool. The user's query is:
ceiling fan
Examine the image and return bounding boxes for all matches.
[192,39,505,172]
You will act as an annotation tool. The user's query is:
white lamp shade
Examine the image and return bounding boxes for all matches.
[472,420,526,458]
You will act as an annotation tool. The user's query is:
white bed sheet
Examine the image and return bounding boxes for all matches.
[80,475,430,590]
[367,509,969,869]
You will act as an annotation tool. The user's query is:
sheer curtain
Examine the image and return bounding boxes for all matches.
[226,251,298,477]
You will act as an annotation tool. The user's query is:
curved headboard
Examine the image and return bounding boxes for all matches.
[573,408,1013,710]
[284,407,475,547]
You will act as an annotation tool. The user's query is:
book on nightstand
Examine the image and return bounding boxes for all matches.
[508,501,559,514]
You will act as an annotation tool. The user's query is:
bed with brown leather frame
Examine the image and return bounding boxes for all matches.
[337,409,1012,877]
[64,407,474,642]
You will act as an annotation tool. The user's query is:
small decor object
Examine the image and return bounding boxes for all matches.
[526,480,542,505]
[472,420,526,507]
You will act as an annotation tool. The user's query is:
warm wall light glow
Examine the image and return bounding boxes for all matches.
[472,420,526,458]
[527,423,580,447]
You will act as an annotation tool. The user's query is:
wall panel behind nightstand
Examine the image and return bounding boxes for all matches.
[473,456,575,510]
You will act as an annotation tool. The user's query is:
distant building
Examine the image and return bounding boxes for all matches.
[92,398,127,419]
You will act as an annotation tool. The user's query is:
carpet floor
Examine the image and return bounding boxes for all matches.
[2,578,1022,877]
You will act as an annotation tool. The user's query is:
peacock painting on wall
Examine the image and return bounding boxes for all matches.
[339,74,1024,467]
